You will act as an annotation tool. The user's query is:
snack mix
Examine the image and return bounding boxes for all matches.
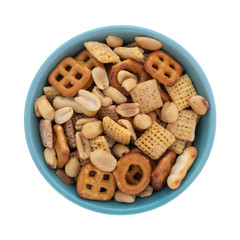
[35,35,209,203]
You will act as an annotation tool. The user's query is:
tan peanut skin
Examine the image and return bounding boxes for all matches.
[53,124,70,168]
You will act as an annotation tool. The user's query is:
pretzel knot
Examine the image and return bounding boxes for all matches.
[113,153,152,195]
[108,59,149,93]
[48,57,92,97]
[77,163,116,201]
[144,50,183,86]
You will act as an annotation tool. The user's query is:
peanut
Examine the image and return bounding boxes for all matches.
[75,90,101,116]
[90,149,117,172]
[112,143,130,158]
[121,78,137,93]
[135,36,163,51]
[92,67,109,90]
[189,95,209,115]
[133,113,152,131]
[116,103,140,117]
[75,117,97,130]
[53,95,85,113]
[118,119,137,141]
[81,121,103,139]
[35,95,55,121]
[65,155,81,178]
[117,70,137,85]
[106,35,123,48]
[54,107,73,124]
[92,86,112,107]
[75,132,91,160]
[103,86,127,104]
[160,101,178,123]
[114,190,135,203]
[43,148,57,169]
[137,185,153,198]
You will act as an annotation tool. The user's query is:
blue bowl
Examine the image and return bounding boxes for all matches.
[24,25,216,215]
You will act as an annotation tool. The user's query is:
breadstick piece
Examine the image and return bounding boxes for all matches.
[167,147,197,189]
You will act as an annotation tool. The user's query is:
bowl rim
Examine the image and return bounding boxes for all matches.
[24,25,216,215]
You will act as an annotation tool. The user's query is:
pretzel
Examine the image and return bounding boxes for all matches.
[151,150,176,191]
[53,124,70,168]
[108,59,149,93]
[75,49,105,89]
[113,153,152,194]
[77,163,116,201]
[48,57,92,98]
[144,50,183,86]
[125,165,143,185]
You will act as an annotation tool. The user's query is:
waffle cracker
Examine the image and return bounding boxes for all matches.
[169,138,187,155]
[167,110,198,141]
[84,41,120,64]
[165,74,197,111]
[130,79,163,113]
[97,105,119,122]
[89,136,110,153]
[102,116,130,145]
[135,121,175,160]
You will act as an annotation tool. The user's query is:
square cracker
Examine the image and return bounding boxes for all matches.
[134,121,175,160]
[89,136,110,153]
[84,41,120,64]
[130,79,163,113]
[165,74,197,111]
[167,109,198,142]
[169,138,187,155]
[102,116,130,145]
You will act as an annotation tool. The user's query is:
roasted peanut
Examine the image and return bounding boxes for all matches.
[189,95,209,115]
[103,86,127,104]
[92,86,112,107]
[35,95,55,121]
[43,86,60,103]
[53,124,70,168]
[137,185,153,198]
[121,78,137,94]
[54,107,73,124]
[106,35,123,48]
[90,149,117,172]
[160,101,178,123]
[75,117,97,130]
[105,135,115,148]
[114,190,135,203]
[147,111,157,122]
[65,155,81,178]
[135,36,163,51]
[81,121,103,139]
[116,103,140,117]
[117,70,137,85]
[118,119,137,141]
[133,113,152,131]
[53,95,85,113]
[75,132,91,160]
[75,90,101,116]
[43,148,57,169]
[92,67,109,90]
[112,143,130,158]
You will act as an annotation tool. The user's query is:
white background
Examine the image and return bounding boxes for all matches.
[1,0,239,239]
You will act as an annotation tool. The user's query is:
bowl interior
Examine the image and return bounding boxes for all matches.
[24,26,216,214]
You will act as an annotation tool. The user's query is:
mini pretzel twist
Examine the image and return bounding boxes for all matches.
[48,57,92,97]
[108,59,149,93]
[144,50,183,86]
[77,163,116,201]
[113,153,152,195]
